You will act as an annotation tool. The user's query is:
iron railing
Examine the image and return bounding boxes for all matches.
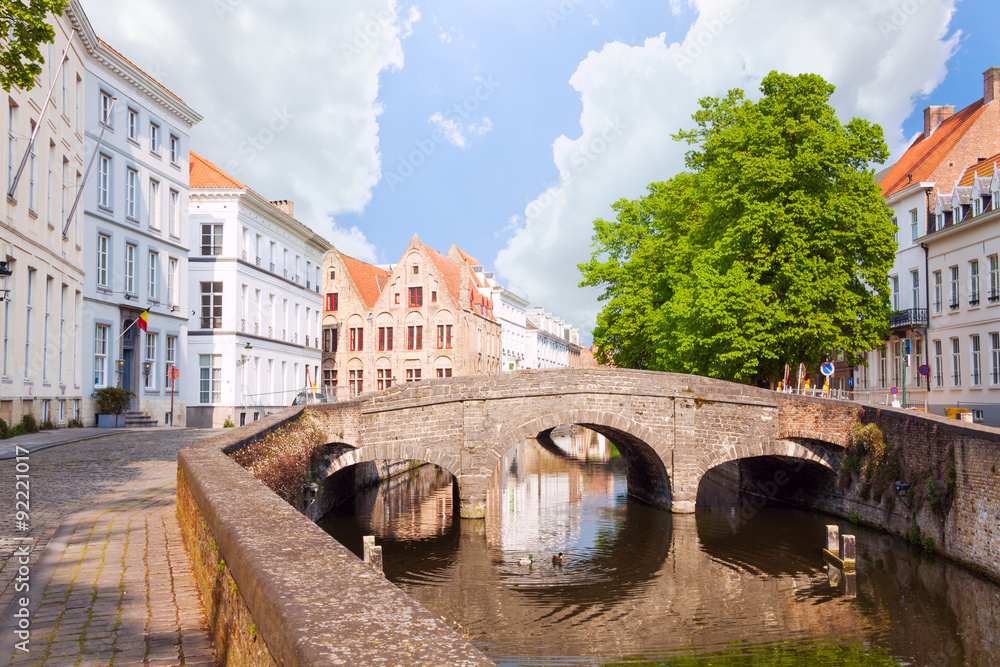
[889,308,928,328]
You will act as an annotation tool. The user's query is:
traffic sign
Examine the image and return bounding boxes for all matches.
[918,364,931,376]
[820,362,835,377]
[890,386,899,394]
[797,363,806,380]
[167,366,180,380]
[783,364,790,385]
[847,377,854,388]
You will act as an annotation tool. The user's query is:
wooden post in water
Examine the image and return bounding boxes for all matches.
[363,535,375,565]
[370,546,384,575]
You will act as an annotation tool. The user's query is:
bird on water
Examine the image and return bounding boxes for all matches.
[518,555,534,565]
[552,552,564,564]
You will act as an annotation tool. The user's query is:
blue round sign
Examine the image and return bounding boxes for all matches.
[820,362,835,376]
[918,364,931,376]
[890,386,899,394]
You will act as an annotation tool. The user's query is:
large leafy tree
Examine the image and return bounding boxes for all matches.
[580,71,894,385]
[0,0,67,92]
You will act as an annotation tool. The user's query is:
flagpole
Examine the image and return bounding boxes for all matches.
[116,311,148,342]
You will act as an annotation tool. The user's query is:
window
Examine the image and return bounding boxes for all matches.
[201,223,222,256]
[990,255,1000,302]
[124,243,136,295]
[911,270,920,309]
[7,103,15,193]
[167,258,177,305]
[96,234,109,288]
[394,293,400,305]
[144,333,157,390]
[933,271,942,313]
[125,168,137,219]
[377,368,392,390]
[168,190,179,236]
[169,134,179,163]
[991,333,1000,386]
[914,339,924,388]
[350,327,363,352]
[878,346,887,389]
[407,325,423,350]
[199,355,221,403]
[150,122,160,153]
[892,341,901,387]
[200,282,223,329]
[94,324,108,387]
[933,340,943,388]
[323,327,338,353]
[328,268,336,281]
[27,122,35,211]
[99,91,113,127]
[891,275,899,310]
[42,277,50,380]
[437,324,453,349]
[323,370,337,391]
[165,335,176,391]
[950,266,959,309]
[408,286,423,307]
[951,338,961,386]
[406,368,422,382]
[0,261,9,377]
[378,326,393,351]
[148,180,159,229]
[127,107,138,141]
[431,290,437,303]
[892,217,898,244]
[147,252,158,301]
[325,293,338,311]
[349,369,363,396]
[413,264,419,275]
[970,260,980,305]
[910,209,918,241]
[436,368,452,378]
[971,334,982,386]
[97,154,111,209]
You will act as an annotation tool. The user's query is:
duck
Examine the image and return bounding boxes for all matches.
[518,555,534,565]
[552,552,564,564]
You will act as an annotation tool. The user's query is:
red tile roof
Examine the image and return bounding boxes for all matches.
[190,152,245,189]
[98,38,187,106]
[957,151,1000,186]
[879,99,987,198]
[426,245,495,321]
[340,253,391,309]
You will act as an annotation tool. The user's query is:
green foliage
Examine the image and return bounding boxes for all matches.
[907,517,922,545]
[20,414,38,433]
[40,419,55,430]
[223,417,235,428]
[0,0,67,92]
[925,476,943,512]
[580,71,893,384]
[91,386,133,414]
[848,510,860,524]
[67,418,83,428]
[921,535,936,554]
[230,415,325,507]
[0,417,8,439]
[840,422,898,506]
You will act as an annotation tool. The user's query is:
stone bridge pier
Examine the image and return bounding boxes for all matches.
[309,368,857,518]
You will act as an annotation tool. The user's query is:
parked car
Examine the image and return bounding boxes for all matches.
[292,391,331,406]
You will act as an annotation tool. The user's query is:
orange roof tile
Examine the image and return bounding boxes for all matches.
[426,246,463,308]
[340,253,391,309]
[98,38,186,106]
[879,99,986,198]
[190,152,245,189]
[957,151,1000,186]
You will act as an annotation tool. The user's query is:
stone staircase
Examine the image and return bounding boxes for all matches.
[122,411,158,428]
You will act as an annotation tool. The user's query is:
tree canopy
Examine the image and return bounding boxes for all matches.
[0,0,67,93]
[579,71,894,385]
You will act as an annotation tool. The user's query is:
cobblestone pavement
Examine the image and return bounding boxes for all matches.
[0,429,221,666]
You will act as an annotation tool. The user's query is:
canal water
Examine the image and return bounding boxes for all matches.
[318,428,1000,666]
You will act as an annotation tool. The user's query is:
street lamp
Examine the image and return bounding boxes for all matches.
[236,342,253,367]
[142,360,152,377]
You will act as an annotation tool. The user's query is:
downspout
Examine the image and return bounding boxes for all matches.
[921,241,930,391]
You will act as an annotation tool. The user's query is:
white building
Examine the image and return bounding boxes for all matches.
[187,152,327,427]
[922,155,1000,424]
[78,13,202,426]
[0,4,87,428]
[526,308,577,369]
[497,288,530,371]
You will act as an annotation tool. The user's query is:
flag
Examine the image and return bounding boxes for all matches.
[138,310,148,332]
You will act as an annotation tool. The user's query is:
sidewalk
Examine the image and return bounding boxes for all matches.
[0,429,220,666]
[0,427,192,460]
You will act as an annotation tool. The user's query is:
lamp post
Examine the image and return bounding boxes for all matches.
[236,342,253,422]
[116,358,124,387]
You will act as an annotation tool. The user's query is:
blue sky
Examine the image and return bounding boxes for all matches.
[84,0,998,340]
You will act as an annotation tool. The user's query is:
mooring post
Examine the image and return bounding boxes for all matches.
[826,525,839,553]
[363,535,375,565]
[370,545,384,575]
[840,533,856,565]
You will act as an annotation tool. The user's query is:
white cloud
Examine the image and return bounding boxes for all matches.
[329,221,379,263]
[429,112,468,148]
[81,0,421,242]
[495,0,960,338]
[469,117,493,136]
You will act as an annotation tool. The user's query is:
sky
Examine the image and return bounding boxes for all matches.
[82,0,999,341]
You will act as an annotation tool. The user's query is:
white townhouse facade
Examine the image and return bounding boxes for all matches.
[0,3,87,428]
[922,157,1000,424]
[497,288,530,371]
[188,153,327,428]
[525,308,577,369]
[77,13,202,426]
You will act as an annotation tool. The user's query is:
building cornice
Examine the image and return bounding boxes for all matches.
[885,181,935,207]
[190,190,331,255]
[923,206,1000,245]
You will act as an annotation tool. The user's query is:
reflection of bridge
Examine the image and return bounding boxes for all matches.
[310,368,857,517]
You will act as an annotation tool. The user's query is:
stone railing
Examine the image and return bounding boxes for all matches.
[176,406,494,667]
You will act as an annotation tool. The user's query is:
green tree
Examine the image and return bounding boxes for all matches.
[580,71,894,385]
[0,0,67,92]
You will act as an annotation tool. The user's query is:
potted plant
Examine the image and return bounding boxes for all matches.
[92,387,134,427]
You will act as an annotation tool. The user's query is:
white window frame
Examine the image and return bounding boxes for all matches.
[169,134,180,164]
[165,335,177,392]
[125,167,138,220]
[950,266,959,309]
[150,121,160,154]
[99,90,113,127]
[991,332,1000,386]
[933,340,943,388]
[124,243,136,295]
[951,338,962,387]
[910,270,920,309]
[147,251,158,301]
[97,154,111,209]
[168,189,179,237]
[970,259,981,305]
[199,354,221,404]
[971,334,982,386]
[144,332,157,391]
[127,107,139,142]
[167,257,177,306]
[94,324,108,388]
[96,233,109,288]
[148,179,159,229]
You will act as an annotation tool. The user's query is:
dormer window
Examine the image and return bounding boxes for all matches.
[974,198,981,216]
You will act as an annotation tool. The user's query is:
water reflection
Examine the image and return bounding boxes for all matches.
[319,428,1000,666]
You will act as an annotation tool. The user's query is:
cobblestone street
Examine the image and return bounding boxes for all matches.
[0,429,220,666]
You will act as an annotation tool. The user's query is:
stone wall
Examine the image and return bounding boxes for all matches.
[176,405,495,666]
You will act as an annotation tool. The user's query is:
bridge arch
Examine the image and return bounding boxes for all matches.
[490,408,673,510]
[320,443,462,482]
[692,437,842,484]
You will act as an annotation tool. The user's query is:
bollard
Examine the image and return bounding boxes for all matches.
[826,525,839,553]
[840,533,856,564]
[370,545,384,575]
[363,535,375,565]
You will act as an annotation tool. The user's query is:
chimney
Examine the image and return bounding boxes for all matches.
[270,200,294,217]
[923,105,954,136]
[984,66,1000,104]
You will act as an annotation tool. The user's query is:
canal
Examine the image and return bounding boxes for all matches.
[318,428,1000,666]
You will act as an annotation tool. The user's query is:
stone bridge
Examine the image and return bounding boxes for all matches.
[309,368,860,517]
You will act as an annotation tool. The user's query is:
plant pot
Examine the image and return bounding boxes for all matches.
[97,414,125,428]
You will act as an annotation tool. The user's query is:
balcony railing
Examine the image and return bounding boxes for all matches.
[889,308,928,328]
[949,299,960,310]
[990,290,1000,303]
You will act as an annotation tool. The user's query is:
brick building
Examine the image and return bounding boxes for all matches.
[321,235,501,396]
